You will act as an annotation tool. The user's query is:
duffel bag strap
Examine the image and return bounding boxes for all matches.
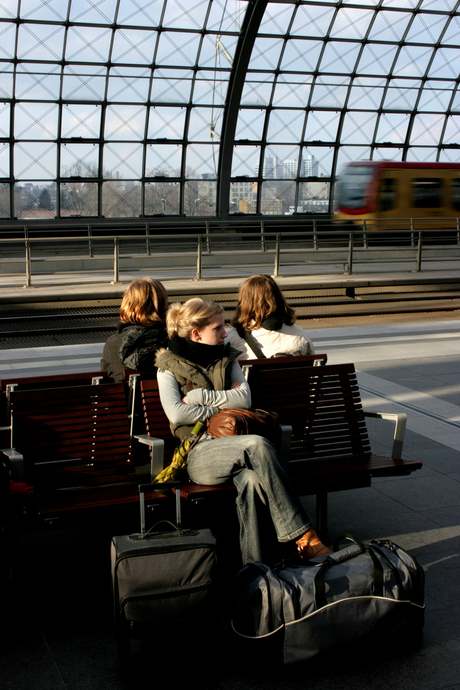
[314,536,384,609]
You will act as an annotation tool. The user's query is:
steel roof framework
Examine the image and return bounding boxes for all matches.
[0,0,460,222]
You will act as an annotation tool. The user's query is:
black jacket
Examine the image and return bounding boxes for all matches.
[101,321,168,382]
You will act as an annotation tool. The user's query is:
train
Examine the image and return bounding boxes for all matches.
[335,161,460,233]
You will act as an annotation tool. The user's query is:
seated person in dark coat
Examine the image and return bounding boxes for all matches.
[101,277,169,382]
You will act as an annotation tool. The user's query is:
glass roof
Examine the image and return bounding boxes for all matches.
[1,0,460,221]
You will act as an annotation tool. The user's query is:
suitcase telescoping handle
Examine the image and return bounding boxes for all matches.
[138,482,181,533]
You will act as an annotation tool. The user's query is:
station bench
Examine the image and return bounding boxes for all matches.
[0,380,164,527]
[132,358,422,533]
[246,360,422,532]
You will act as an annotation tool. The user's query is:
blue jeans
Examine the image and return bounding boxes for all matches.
[187,434,311,564]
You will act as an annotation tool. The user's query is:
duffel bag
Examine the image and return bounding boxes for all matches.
[231,534,425,665]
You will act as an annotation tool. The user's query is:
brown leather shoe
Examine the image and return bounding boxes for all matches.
[296,529,332,560]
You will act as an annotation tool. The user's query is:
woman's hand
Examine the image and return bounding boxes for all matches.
[230,380,241,389]
[181,395,189,404]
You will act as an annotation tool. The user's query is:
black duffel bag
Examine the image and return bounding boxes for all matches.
[231,534,425,665]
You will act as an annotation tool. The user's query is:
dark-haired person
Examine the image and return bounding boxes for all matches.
[225,274,315,359]
[101,277,169,382]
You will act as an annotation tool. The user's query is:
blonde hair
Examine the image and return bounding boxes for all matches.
[230,274,295,330]
[119,278,168,326]
[166,298,223,340]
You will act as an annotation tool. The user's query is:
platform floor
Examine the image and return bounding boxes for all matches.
[1,266,460,690]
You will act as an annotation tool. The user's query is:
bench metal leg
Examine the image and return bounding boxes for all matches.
[316,491,328,536]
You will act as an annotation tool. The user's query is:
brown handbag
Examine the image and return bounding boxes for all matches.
[206,408,279,440]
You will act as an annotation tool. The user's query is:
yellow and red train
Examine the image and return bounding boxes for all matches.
[335,161,460,231]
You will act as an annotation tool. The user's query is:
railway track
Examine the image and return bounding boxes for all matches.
[1,288,460,349]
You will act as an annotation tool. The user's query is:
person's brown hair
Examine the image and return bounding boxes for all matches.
[166,298,223,340]
[230,274,296,330]
[119,278,168,325]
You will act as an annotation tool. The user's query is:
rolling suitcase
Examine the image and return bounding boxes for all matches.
[111,483,218,677]
[232,534,425,665]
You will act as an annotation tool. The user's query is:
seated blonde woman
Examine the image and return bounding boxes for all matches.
[225,274,315,359]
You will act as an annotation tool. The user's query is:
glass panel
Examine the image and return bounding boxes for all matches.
[21,0,68,21]
[248,37,284,70]
[319,42,361,73]
[62,65,107,101]
[107,67,151,103]
[155,31,201,67]
[336,146,371,172]
[60,182,98,217]
[367,10,412,40]
[260,180,288,215]
[310,77,349,108]
[15,64,61,100]
[375,113,411,144]
[184,179,217,216]
[151,68,193,103]
[443,116,460,145]
[298,181,330,213]
[0,103,9,137]
[69,0,118,23]
[103,143,143,179]
[14,142,56,179]
[330,7,374,39]
[61,144,99,177]
[290,5,336,37]
[65,26,112,62]
[104,105,146,141]
[15,102,58,139]
[148,108,186,140]
[357,44,399,76]
[341,112,378,145]
[0,183,10,218]
[383,79,421,110]
[231,145,260,177]
[410,113,445,146]
[280,39,323,72]
[406,147,439,161]
[15,182,56,219]
[145,182,180,216]
[185,144,219,178]
[61,104,101,138]
[0,19,16,58]
[163,0,209,29]
[145,144,182,177]
[266,110,305,144]
[102,180,141,217]
[417,81,454,112]
[304,111,340,142]
[0,143,9,176]
[188,107,223,142]
[405,12,447,43]
[117,0,162,26]
[235,110,265,140]
[111,29,156,65]
[230,181,257,214]
[302,146,334,177]
[240,73,273,106]
[429,48,460,79]
[272,74,313,108]
[393,45,434,78]
[348,78,385,110]
[17,23,65,61]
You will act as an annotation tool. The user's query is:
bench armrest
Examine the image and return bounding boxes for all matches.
[277,424,293,470]
[0,448,24,481]
[133,434,165,479]
[363,411,407,459]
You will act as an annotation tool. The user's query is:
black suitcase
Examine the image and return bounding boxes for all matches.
[232,534,425,665]
[111,483,218,677]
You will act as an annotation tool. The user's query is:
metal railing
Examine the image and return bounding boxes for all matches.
[1,221,459,288]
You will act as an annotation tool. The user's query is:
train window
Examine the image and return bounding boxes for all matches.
[451,179,460,211]
[336,165,375,209]
[411,179,442,208]
[378,178,397,212]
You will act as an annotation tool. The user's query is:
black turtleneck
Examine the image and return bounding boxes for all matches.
[169,335,226,369]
